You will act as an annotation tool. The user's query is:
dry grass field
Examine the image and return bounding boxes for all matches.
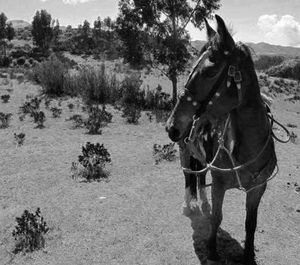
[0,62,300,265]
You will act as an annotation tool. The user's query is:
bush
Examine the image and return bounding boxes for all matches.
[144,85,172,111]
[85,105,113,134]
[67,114,85,129]
[0,56,11,67]
[122,105,141,124]
[119,73,144,108]
[71,142,111,181]
[14,132,26,146]
[33,55,67,96]
[0,112,12,128]
[50,107,62,118]
[17,56,26,66]
[77,64,115,105]
[67,103,74,111]
[1,94,10,103]
[12,208,49,253]
[19,97,42,121]
[32,111,46,128]
[153,143,177,164]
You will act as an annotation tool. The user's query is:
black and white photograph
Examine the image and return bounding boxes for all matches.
[0,0,299,264]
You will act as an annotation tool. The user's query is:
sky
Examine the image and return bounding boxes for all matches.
[0,0,300,47]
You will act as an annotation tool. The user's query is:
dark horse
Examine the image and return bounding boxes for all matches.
[166,15,277,265]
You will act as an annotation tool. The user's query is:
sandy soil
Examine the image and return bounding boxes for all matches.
[0,73,299,265]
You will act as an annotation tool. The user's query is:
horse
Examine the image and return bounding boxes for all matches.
[166,15,277,265]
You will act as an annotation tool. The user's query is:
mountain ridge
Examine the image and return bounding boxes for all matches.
[191,40,300,58]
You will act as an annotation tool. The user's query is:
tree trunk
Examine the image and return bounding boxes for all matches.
[171,75,178,106]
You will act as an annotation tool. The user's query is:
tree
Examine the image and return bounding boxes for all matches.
[6,23,15,41]
[0,12,7,40]
[0,13,15,57]
[52,19,61,47]
[116,0,221,104]
[32,10,53,50]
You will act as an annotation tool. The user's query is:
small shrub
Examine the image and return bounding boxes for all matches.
[85,105,113,134]
[67,114,85,129]
[17,57,26,66]
[0,112,12,128]
[153,143,177,164]
[44,98,52,109]
[20,97,41,115]
[32,111,46,128]
[50,107,62,118]
[67,103,74,111]
[71,142,111,181]
[12,208,49,253]
[287,123,297,128]
[152,109,170,123]
[122,105,141,124]
[0,56,11,67]
[14,132,26,146]
[119,74,144,108]
[290,131,298,144]
[1,94,10,103]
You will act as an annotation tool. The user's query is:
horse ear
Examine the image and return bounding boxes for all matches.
[215,15,235,52]
[204,18,216,40]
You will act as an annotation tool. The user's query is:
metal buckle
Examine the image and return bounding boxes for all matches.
[234,71,242,83]
[228,65,235,77]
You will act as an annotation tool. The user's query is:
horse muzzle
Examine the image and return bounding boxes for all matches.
[166,125,181,142]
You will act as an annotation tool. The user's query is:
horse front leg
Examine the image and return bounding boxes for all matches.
[183,171,198,215]
[207,182,225,263]
[244,184,266,265]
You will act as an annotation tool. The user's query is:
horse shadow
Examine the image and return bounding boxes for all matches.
[185,205,256,265]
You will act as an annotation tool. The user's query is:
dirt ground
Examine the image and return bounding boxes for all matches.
[0,72,299,265]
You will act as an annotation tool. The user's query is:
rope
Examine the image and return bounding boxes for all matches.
[181,112,286,193]
[267,113,291,143]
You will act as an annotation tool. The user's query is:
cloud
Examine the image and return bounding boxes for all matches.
[257,14,300,47]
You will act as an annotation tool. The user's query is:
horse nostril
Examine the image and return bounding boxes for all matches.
[167,126,181,142]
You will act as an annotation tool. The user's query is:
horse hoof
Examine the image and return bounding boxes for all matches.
[182,204,192,216]
[182,200,198,216]
[189,199,198,211]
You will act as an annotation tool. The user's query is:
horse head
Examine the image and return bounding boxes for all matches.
[166,15,258,142]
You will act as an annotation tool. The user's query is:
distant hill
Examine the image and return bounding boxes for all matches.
[8,20,31,29]
[191,40,300,58]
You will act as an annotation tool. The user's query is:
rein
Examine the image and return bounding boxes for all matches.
[182,114,276,193]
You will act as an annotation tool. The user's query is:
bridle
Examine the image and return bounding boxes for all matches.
[179,46,289,193]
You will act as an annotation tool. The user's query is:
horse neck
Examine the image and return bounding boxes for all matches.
[232,70,270,153]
